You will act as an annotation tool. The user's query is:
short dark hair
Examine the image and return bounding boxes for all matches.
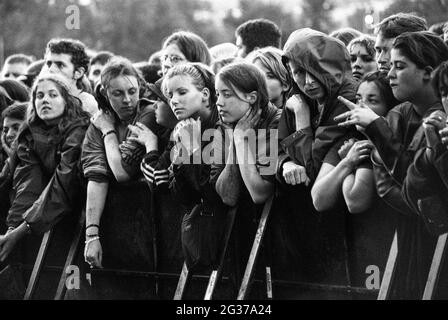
[330,28,363,46]
[360,71,399,110]
[1,101,27,120]
[235,19,282,54]
[46,38,90,72]
[4,54,33,66]
[135,62,161,84]
[90,51,114,66]
[376,13,427,39]
[392,31,448,70]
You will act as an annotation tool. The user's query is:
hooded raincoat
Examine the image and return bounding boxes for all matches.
[277,28,357,183]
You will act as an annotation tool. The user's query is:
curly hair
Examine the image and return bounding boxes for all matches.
[347,35,376,61]
[29,74,90,132]
[46,38,90,73]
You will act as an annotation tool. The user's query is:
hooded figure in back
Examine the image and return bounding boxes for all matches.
[277,28,358,186]
[270,29,359,287]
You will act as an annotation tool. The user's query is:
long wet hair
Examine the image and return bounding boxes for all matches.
[162,62,216,109]
[29,73,89,132]
[217,62,270,114]
[98,56,148,122]
[249,46,292,107]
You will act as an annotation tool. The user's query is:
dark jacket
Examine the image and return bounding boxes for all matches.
[278,28,357,183]
[365,102,443,215]
[169,107,223,210]
[7,119,88,234]
[402,110,448,235]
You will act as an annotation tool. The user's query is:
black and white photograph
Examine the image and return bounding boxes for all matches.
[0,0,448,304]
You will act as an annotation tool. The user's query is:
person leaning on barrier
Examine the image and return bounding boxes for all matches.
[0,74,89,262]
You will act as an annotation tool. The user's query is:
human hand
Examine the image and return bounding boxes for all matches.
[173,118,201,157]
[343,140,373,168]
[127,122,158,151]
[84,238,103,269]
[234,108,261,142]
[0,231,20,262]
[440,123,448,148]
[90,110,115,134]
[282,161,310,186]
[334,96,380,128]
[285,94,310,130]
[337,138,356,159]
[1,133,14,158]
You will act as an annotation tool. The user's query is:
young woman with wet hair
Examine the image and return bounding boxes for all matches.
[249,47,292,109]
[347,35,378,81]
[0,74,89,262]
[81,57,157,298]
[131,63,225,273]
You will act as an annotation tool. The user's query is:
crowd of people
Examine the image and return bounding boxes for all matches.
[0,13,448,300]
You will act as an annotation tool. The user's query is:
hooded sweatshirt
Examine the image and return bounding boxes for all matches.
[277,28,357,183]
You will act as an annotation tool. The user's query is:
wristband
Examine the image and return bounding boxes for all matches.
[102,130,116,139]
[86,224,100,230]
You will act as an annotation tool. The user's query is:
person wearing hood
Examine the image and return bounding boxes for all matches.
[272,28,358,285]
[277,28,357,187]
[0,74,90,262]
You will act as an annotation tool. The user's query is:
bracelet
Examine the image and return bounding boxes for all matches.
[86,224,100,230]
[85,236,100,246]
[102,130,116,139]
[86,233,99,238]
[25,222,32,234]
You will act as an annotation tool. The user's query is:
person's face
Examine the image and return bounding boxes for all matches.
[154,98,177,128]
[388,48,426,103]
[215,76,251,124]
[88,62,105,86]
[44,52,79,86]
[236,35,248,59]
[35,80,66,125]
[374,34,395,74]
[349,43,377,80]
[2,116,23,147]
[1,62,28,80]
[356,81,388,116]
[165,75,205,120]
[161,43,187,76]
[106,75,139,122]
[439,74,448,113]
[288,61,325,102]
[253,59,287,106]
